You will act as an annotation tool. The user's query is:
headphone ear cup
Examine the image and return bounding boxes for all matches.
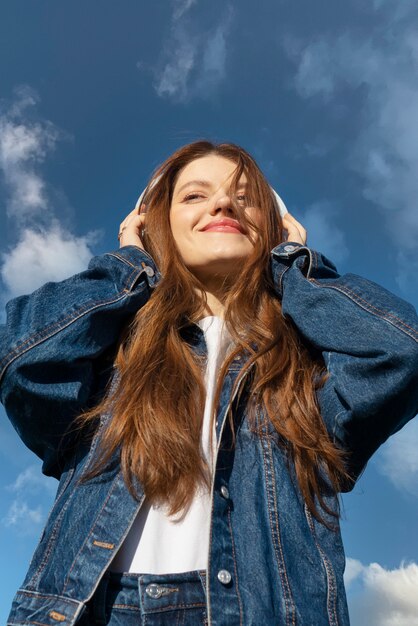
[270,187,288,218]
[135,174,163,212]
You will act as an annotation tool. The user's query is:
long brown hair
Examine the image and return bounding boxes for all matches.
[78,140,350,526]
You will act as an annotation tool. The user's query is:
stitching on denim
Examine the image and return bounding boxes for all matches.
[277,265,290,297]
[62,477,120,593]
[107,251,139,269]
[0,295,126,385]
[227,508,244,626]
[124,267,151,293]
[13,589,80,604]
[258,408,295,626]
[266,432,296,626]
[27,459,85,588]
[309,279,418,342]
[26,463,76,575]
[10,621,53,626]
[106,602,139,611]
[0,267,150,385]
[144,601,206,613]
[107,249,156,269]
[304,506,339,626]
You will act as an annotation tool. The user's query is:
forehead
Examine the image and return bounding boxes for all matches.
[174,154,247,189]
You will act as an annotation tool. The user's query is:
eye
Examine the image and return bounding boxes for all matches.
[184,193,205,201]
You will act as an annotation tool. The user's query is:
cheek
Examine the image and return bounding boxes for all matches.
[169,210,196,259]
[246,207,262,226]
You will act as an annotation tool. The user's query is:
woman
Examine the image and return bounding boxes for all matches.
[2,140,418,626]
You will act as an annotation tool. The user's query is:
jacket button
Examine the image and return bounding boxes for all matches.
[220,485,229,499]
[283,244,297,253]
[144,266,155,277]
[217,569,232,585]
[145,583,163,598]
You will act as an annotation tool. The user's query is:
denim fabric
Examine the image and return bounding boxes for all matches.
[77,570,207,625]
[2,242,418,626]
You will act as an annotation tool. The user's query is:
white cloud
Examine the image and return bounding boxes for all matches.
[375,417,418,498]
[0,87,97,300]
[150,4,233,102]
[345,558,418,626]
[172,0,197,21]
[301,201,349,265]
[6,464,56,495]
[2,500,43,530]
[1,222,99,299]
[1,463,56,535]
[344,557,365,588]
[0,85,62,220]
[283,5,418,292]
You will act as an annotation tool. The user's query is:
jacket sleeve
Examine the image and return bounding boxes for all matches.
[270,242,418,490]
[0,245,160,478]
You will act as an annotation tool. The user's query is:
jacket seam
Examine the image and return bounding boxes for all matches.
[266,434,296,626]
[9,622,60,626]
[27,424,105,588]
[227,508,244,626]
[62,476,120,593]
[304,506,339,626]
[0,268,148,387]
[27,468,82,588]
[107,249,155,269]
[309,279,418,342]
[259,409,295,626]
[11,589,81,604]
[31,466,75,552]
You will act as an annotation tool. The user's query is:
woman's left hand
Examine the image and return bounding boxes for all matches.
[282,213,307,246]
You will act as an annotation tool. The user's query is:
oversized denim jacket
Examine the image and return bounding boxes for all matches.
[1,242,418,626]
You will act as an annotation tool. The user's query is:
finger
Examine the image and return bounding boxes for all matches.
[119,211,146,232]
[282,213,307,245]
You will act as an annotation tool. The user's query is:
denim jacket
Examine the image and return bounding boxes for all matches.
[1,242,418,626]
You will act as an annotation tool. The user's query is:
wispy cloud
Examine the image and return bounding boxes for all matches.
[345,557,418,626]
[375,417,418,498]
[172,0,197,21]
[1,223,97,299]
[301,201,349,265]
[6,464,57,495]
[0,85,61,221]
[2,464,55,536]
[143,3,233,103]
[283,3,418,292]
[0,86,97,300]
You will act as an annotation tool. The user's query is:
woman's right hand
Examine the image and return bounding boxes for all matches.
[118,203,147,249]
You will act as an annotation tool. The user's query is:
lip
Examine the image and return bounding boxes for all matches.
[200,218,245,234]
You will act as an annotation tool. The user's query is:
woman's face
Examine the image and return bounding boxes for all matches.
[170,154,260,283]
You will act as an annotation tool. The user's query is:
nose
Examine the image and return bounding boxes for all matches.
[209,192,235,216]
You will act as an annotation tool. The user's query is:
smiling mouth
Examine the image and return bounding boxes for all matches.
[202,224,244,234]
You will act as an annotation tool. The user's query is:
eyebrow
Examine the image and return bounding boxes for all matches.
[175,179,248,196]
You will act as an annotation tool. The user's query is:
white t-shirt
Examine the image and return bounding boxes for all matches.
[109,316,233,574]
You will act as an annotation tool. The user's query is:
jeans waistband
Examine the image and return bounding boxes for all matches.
[89,569,207,623]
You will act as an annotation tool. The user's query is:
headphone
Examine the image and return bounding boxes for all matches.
[134,175,288,218]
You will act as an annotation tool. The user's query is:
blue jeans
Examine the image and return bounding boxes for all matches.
[77,570,208,625]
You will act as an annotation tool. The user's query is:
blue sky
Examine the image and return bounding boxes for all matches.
[1,1,418,622]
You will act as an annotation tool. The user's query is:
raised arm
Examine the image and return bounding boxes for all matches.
[270,241,418,489]
[0,245,159,478]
